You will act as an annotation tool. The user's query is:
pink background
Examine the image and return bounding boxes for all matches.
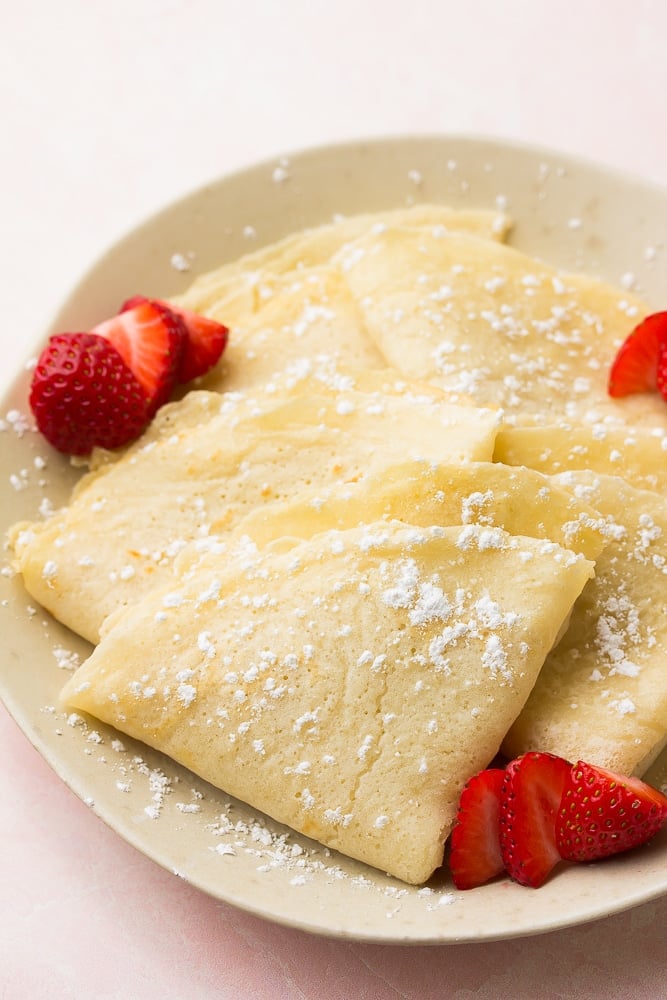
[2,2,666,996]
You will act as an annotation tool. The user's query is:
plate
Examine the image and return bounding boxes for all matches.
[1,135,666,944]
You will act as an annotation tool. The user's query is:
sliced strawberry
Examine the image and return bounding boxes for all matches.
[657,337,667,403]
[449,768,505,889]
[121,295,149,312]
[499,751,571,888]
[121,295,228,383]
[608,310,667,398]
[94,299,185,414]
[556,760,667,862]
[170,302,229,383]
[29,332,149,455]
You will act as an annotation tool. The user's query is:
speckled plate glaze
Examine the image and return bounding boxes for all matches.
[1,136,666,944]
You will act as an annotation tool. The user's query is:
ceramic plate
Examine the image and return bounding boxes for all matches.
[1,135,666,944]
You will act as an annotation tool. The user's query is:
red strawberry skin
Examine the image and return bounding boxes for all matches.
[449,768,505,889]
[121,295,228,383]
[29,333,149,455]
[556,760,667,862]
[170,302,229,383]
[499,751,571,887]
[94,299,185,414]
[608,310,667,398]
[657,337,667,403]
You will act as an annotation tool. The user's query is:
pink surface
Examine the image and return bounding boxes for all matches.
[2,2,667,996]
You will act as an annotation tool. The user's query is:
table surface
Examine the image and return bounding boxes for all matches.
[2,3,666,997]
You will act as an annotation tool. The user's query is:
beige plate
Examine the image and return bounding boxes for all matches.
[1,136,666,944]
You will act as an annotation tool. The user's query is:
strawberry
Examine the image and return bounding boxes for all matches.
[121,295,228,383]
[556,760,667,862]
[608,310,667,398]
[499,751,571,888]
[171,302,229,382]
[449,768,505,889]
[657,337,667,401]
[29,332,149,455]
[94,299,185,414]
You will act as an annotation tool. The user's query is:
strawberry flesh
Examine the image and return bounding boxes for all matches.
[121,295,229,383]
[499,751,571,887]
[449,768,505,889]
[94,299,186,414]
[556,760,667,862]
[29,332,149,455]
[608,310,667,397]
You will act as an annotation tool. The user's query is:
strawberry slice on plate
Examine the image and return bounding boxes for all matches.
[94,299,185,414]
[449,768,505,889]
[122,295,229,383]
[608,310,667,399]
[168,302,229,383]
[556,760,667,862]
[499,751,571,888]
[29,332,149,455]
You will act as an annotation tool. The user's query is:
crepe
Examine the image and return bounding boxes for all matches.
[503,471,667,775]
[495,422,667,494]
[194,266,386,395]
[175,203,511,321]
[9,377,499,643]
[333,224,663,429]
[112,364,457,456]
[61,521,594,884]
[229,459,608,563]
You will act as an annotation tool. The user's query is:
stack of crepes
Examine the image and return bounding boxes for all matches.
[9,204,667,884]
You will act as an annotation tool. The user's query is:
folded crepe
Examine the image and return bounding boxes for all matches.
[332,223,661,429]
[194,265,386,395]
[504,471,667,776]
[229,459,608,563]
[173,204,509,396]
[175,203,511,321]
[61,521,594,884]
[8,375,499,643]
